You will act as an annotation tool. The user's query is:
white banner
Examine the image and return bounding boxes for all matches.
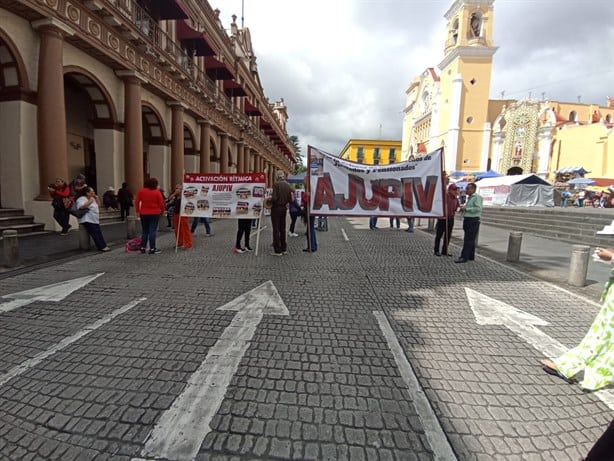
[308,146,444,217]
[180,173,266,219]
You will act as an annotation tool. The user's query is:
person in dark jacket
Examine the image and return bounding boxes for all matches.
[270,171,292,256]
[116,182,133,221]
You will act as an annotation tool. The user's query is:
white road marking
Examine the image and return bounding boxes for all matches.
[374,311,457,461]
[0,273,104,313]
[341,228,349,241]
[0,297,146,387]
[142,281,289,461]
[466,287,614,411]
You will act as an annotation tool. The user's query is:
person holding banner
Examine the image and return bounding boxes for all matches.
[233,219,253,253]
[168,184,192,250]
[301,180,317,253]
[270,171,292,256]
[434,183,460,256]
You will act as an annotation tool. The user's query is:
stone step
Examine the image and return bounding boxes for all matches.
[480,212,614,247]
[0,223,46,235]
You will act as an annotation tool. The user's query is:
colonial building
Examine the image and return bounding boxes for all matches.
[401,0,614,182]
[339,139,402,165]
[0,0,295,230]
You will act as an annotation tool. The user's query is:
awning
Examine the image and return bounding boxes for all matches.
[204,56,234,80]
[223,80,246,97]
[176,20,217,56]
[555,166,590,175]
[243,100,261,116]
[145,0,189,20]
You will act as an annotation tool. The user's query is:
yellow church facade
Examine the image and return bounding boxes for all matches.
[401,0,614,183]
[339,140,402,165]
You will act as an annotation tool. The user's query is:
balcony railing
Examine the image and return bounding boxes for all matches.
[99,0,287,156]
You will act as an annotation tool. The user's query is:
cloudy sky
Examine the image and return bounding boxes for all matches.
[209,0,614,159]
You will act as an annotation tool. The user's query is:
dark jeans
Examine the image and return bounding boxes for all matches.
[191,217,211,234]
[306,215,318,251]
[460,217,480,260]
[120,203,130,220]
[271,206,288,253]
[289,212,299,233]
[434,217,455,254]
[584,420,614,461]
[140,214,160,250]
[53,207,70,232]
[235,219,251,249]
[82,222,107,250]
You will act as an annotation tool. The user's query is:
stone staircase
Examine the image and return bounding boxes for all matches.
[0,208,46,235]
[480,206,614,247]
[0,207,122,237]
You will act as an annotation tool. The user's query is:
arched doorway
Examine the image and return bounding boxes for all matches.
[0,32,30,208]
[141,104,167,185]
[63,69,117,193]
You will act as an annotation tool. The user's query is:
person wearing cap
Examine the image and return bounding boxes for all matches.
[270,170,292,256]
[102,186,118,210]
[434,183,460,256]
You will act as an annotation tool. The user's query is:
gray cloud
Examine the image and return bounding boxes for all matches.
[211,0,614,158]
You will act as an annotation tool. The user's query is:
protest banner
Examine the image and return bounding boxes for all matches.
[180,173,266,219]
[307,146,444,218]
[179,173,267,254]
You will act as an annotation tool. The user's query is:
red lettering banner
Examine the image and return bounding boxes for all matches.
[307,146,444,217]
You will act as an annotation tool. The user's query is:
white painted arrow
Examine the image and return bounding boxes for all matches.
[0,273,104,313]
[465,287,614,411]
[142,281,289,461]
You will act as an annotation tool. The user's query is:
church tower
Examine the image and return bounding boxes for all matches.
[437,0,497,172]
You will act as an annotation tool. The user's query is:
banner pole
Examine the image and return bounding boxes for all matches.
[175,213,181,253]
[306,146,312,251]
[255,207,263,256]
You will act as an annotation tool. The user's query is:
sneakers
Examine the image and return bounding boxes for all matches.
[140,248,146,254]
[205,233,214,237]
[233,247,245,254]
[149,248,161,254]
[288,232,299,237]
[244,247,254,252]
[270,252,283,256]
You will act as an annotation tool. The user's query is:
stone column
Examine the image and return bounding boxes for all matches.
[198,120,211,173]
[32,19,74,199]
[243,146,251,172]
[117,71,146,191]
[237,142,244,173]
[169,102,185,186]
[220,133,229,173]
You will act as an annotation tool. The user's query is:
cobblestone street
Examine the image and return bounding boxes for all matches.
[0,217,611,460]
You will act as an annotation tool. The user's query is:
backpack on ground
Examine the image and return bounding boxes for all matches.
[125,237,142,253]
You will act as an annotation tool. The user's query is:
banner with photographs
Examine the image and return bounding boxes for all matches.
[307,146,444,218]
[180,173,266,219]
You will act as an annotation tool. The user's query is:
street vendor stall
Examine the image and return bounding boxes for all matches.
[476,174,554,207]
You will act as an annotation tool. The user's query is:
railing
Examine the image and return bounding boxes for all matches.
[100,0,289,157]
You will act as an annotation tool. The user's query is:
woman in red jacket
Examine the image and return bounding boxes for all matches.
[48,178,72,235]
[135,177,165,254]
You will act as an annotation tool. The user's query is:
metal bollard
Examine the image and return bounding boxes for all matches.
[427,219,435,231]
[78,225,90,250]
[2,230,20,267]
[127,216,139,239]
[568,244,590,287]
[506,231,523,262]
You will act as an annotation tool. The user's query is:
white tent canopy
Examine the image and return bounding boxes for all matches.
[476,174,553,207]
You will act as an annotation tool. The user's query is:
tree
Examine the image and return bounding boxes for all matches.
[290,135,306,174]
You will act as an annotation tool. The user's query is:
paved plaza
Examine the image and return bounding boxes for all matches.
[0,217,612,460]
